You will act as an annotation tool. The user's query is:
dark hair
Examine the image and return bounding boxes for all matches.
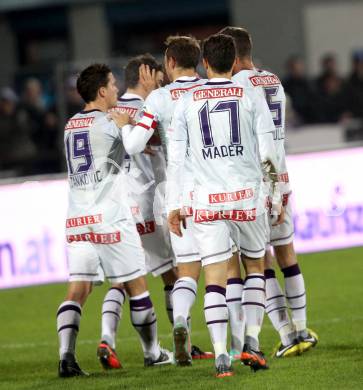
[219,26,252,59]
[165,35,200,69]
[76,63,111,103]
[202,34,236,73]
[124,53,160,89]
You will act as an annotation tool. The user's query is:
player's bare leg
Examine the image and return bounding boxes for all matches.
[125,276,173,366]
[57,281,93,377]
[241,256,268,371]
[98,282,126,369]
[160,267,178,325]
[172,261,200,366]
[274,243,318,352]
[204,260,233,378]
[264,249,299,357]
[226,252,244,361]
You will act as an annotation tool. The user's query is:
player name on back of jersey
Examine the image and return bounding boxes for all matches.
[249,74,280,86]
[193,86,243,101]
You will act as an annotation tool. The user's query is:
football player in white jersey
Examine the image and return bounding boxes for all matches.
[57,64,172,378]
[120,36,217,363]
[96,55,178,369]
[166,34,283,377]
[221,26,318,357]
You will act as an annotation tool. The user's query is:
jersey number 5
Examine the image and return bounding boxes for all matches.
[65,131,93,174]
[198,100,241,147]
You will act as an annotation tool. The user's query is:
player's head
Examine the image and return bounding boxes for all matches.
[77,63,118,108]
[164,35,200,80]
[202,34,236,77]
[124,53,162,91]
[219,26,252,59]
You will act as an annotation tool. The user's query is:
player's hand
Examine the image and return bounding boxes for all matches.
[139,64,157,95]
[143,145,156,156]
[168,209,186,237]
[271,203,285,226]
[109,111,131,128]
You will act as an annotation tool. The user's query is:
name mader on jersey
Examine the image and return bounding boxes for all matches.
[167,78,277,262]
[168,78,276,213]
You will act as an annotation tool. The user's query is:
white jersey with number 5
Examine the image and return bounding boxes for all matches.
[232,69,290,194]
[167,78,276,213]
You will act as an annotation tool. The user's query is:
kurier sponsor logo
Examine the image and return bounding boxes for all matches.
[194,209,256,223]
[66,214,103,228]
[193,87,243,101]
[66,232,121,244]
[209,188,254,204]
[65,117,95,130]
[136,221,155,235]
[249,74,280,87]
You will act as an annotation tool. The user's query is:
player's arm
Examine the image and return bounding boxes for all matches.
[253,92,284,225]
[166,98,188,237]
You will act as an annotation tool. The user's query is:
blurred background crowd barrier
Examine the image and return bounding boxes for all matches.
[0,0,363,178]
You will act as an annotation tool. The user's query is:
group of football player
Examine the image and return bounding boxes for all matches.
[57,26,318,379]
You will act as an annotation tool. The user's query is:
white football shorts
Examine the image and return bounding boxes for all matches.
[67,217,147,284]
[269,198,294,247]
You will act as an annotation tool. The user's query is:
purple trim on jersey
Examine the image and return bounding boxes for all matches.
[79,109,102,114]
[205,81,233,85]
[175,78,200,83]
[118,97,143,102]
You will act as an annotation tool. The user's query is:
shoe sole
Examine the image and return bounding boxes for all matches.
[173,327,192,366]
[216,371,234,378]
[241,352,268,371]
[97,344,121,369]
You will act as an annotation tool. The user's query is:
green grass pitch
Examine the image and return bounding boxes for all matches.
[0,247,363,389]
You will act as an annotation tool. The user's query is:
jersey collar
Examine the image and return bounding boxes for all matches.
[205,77,233,85]
[174,76,200,83]
[79,109,102,114]
[119,92,144,102]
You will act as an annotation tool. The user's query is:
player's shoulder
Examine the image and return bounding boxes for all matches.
[65,109,105,131]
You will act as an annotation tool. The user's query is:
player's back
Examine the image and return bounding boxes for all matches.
[232,69,289,188]
[178,78,267,211]
[64,109,127,225]
[145,76,206,150]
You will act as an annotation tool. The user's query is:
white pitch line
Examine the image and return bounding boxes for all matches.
[1,316,362,350]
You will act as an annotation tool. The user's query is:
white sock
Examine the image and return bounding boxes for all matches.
[242,274,265,349]
[172,277,197,327]
[57,300,81,360]
[265,269,294,345]
[282,264,307,332]
[226,278,244,353]
[164,285,174,325]
[204,285,228,358]
[101,287,126,349]
[129,291,160,360]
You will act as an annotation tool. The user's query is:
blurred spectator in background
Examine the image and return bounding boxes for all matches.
[315,53,342,92]
[0,87,36,177]
[344,50,363,120]
[283,55,318,124]
[18,78,61,174]
[65,75,83,117]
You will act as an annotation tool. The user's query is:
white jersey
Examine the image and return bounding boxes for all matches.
[143,76,207,207]
[64,109,129,235]
[166,78,277,214]
[232,69,290,194]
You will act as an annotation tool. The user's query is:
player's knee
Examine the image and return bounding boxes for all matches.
[66,281,92,306]
[125,276,148,297]
[243,256,264,274]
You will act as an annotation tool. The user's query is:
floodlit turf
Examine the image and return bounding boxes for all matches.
[1,247,363,389]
